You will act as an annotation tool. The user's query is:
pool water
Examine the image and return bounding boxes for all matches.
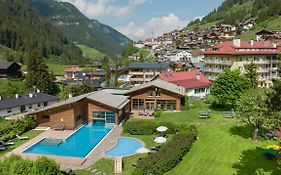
[105,138,142,157]
[23,123,111,158]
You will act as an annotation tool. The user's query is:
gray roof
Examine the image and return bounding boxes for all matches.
[101,89,129,95]
[87,91,130,110]
[0,92,59,110]
[128,62,169,69]
[126,79,185,95]
[29,90,130,114]
[0,62,20,69]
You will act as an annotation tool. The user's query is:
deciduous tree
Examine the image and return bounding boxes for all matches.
[236,88,271,141]
[211,70,251,108]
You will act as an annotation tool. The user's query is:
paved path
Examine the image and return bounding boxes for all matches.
[77,125,123,169]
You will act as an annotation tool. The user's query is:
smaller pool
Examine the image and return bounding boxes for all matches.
[105,138,142,157]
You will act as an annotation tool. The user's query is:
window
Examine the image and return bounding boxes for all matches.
[7,108,12,113]
[28,105,32,109]
[133,99,144,110]
[166,100,176,111]
[147,89,153,97]
[105,112,115,123]
[195,88,205,94]
[156,88,161,97]
[93,112,106,119]
[37,103,44,108]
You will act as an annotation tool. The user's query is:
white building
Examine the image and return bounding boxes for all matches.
[166,50,192,63]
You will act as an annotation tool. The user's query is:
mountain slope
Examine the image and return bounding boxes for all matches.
[28,0,132,58]
[188,0,281,30]
[0,0,86,64]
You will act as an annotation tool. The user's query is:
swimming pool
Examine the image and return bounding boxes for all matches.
[105,137,143,157]
[23,123,111,158]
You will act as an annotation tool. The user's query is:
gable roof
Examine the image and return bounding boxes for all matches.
[159,70,211,89]
[29,91,130,114]
[203,40,279,55]
[0,62,20,70]
[126,79,184,95]
[0,92,59,110]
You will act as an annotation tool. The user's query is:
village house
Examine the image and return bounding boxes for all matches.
[158,70,211,98]
[203,39,280,87]
[128,62,170,85]
[125,79,184,111]
[0,92,59,117]
[166,50,192,63]
[0,61,22,78]
[30,91,130,130]
[64,67,84,79]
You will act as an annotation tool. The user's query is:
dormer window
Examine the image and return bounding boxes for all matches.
[156,88,161,97]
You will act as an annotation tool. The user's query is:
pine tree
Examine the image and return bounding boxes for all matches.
[245,61,258,88]
[25,49,55,94]
[105,65,111,87]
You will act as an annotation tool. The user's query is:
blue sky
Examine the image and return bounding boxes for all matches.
[61,0,224,40]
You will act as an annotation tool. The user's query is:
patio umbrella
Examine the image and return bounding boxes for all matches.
[154,136,167,144]
[156,126,168,132]
[136,148,150,154]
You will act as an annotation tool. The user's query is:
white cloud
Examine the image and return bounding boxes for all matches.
[60,0,130,18]
[117,13,188,41]
[60,0,148,19]
[116,22,146,40]
[129,0,148,5]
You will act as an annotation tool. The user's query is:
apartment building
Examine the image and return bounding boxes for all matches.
[203,39,280,87]
[128,62,170,85]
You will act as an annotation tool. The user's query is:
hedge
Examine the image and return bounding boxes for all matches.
[0,116,37,141]
[133,126,198,175]
[123,120,197,135]
[0,154,61,175]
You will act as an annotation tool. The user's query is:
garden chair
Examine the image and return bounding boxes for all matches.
[53,124,65,131]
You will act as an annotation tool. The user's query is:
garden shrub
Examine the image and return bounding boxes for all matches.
[124,120,197,136]
[153,109,163,118]
[134,129,198,175]
[0,154,61,175]
[0,116,37,141]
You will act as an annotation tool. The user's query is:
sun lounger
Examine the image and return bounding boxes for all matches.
[16,135,29,140]
[0,146,5,151]
[199,115,208,119]
[0,141,14,146]
[52,124,65,131]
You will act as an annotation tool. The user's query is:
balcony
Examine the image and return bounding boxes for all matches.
[207,76,218,81]
[130,77,144,82]
[204,68,224,73]
[129,71,144,75]
[257,69,271,73]
[205,60,232,65]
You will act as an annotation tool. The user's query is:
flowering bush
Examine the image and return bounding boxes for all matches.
[266,145,281,151]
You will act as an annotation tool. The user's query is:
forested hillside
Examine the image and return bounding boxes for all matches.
[29,0,132,58]
[0,0,87,64]
[188,0,281,28]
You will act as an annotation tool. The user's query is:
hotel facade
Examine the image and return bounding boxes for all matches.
[203,39,280,87]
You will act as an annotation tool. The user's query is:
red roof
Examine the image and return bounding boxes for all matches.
[65,67,83,73]
[203,40,279,55]
[159,70,211,89]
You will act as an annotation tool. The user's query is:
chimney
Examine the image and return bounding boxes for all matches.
[273,43,277,48]
[233,39,241,47]
[15,94,19,99]
[196,73,201,80]
[68,94,73,98]
[29,93,33,98]
[36,89,40,93]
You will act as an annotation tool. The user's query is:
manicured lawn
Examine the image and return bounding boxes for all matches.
[155,100,236,124]
[166,124,279,175]
[0,130,44,157]
[76,100,279,175]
